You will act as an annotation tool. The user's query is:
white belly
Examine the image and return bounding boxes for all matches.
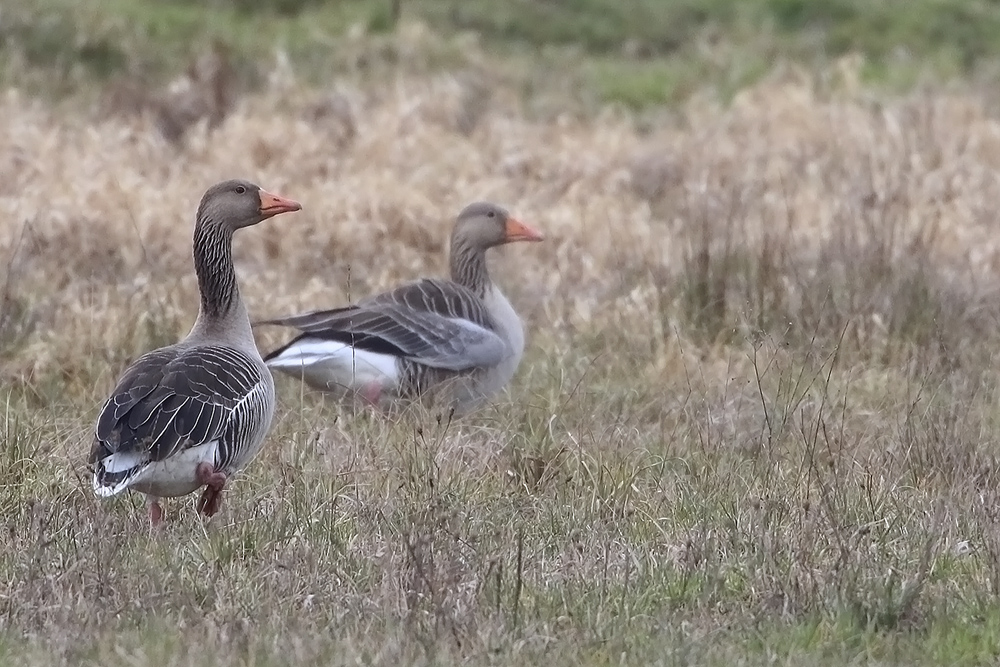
[266,339,400,394]
[127,440,220,498]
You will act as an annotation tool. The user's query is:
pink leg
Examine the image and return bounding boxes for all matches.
[195,462,228,517]
[360,381,383,408]
[147,496,164,529]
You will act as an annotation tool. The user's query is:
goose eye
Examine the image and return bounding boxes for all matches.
[487,211,496,218]
[235,185,247,194]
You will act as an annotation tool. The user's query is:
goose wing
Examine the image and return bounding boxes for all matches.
[89,345,266,493]
[260,278,508,372]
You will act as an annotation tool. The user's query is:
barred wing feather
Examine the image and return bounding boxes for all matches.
[261,279,508,372]
[90,345,266,494]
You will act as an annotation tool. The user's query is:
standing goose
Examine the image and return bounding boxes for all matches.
[258,202,544,417]
[89,179,302,527]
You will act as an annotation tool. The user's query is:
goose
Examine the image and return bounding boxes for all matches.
[89,179,302,527]
[258,202,544,417]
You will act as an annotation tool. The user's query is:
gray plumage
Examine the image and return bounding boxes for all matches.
[259,201,544,416]
[89,345,272,496]
[89,179,301,526]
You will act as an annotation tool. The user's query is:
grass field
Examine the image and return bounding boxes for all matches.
[4,2,1000,666]
[10,0,1000,108]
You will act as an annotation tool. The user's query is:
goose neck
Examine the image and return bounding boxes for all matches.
[449,238,491,297]
[189,219,251,343]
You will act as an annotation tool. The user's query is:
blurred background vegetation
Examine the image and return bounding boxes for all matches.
[5,0,1000,109]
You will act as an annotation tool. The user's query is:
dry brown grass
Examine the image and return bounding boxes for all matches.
[3,63,1000,665]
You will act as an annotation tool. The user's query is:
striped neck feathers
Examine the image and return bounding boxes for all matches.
[193,217,241,323]
[449,236,491,297]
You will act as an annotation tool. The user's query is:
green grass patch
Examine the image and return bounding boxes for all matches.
[7,0,1000,106]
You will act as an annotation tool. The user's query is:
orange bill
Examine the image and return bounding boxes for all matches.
[504,217,545,243]
[259,190,302,218]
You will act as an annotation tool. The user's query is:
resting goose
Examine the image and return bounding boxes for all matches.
[89,179,302,527]
[258,202,544,417]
